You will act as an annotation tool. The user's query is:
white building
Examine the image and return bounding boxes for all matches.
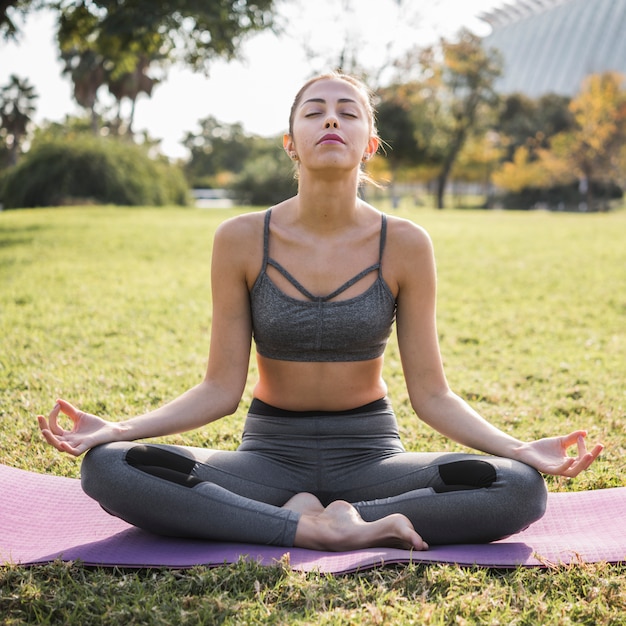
[481,0,626,97]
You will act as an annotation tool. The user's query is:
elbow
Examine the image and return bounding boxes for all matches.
[408,382,453,419]
[222,396,242,416]
[200,376,244,417]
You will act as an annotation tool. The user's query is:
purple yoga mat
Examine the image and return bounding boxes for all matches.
[1,464,624,572]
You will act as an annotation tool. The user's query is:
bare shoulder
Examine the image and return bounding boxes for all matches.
[214,210,266,245]
[211,211,267,284]
[385,214,434,258]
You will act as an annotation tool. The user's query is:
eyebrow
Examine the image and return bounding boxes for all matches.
[302,97,358,105]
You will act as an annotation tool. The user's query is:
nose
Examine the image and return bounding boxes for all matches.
[324,116,338,129]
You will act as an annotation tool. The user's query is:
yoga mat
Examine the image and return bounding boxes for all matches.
[1,464,624,572]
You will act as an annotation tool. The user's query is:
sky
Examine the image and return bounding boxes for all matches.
[0,0,506,159]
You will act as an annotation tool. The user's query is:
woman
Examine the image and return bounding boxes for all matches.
[38,73,603,551]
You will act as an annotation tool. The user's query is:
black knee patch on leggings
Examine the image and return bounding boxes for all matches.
[126,445,203,488]
[434,460,497,493]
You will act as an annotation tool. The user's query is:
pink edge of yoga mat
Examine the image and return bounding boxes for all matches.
[1,464,624,572]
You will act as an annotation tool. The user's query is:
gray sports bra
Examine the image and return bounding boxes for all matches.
[250,209,396,362]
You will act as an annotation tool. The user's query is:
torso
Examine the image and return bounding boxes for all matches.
[244,203,398,411]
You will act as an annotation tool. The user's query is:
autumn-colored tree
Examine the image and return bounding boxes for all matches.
[452,131,505,205]
[547,72,626,208]
[392,29,502,209]
[493,72,626,210]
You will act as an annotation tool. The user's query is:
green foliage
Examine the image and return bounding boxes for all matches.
[0,0,37,41]
[493,73,626,211]
[496,92,574,161]
[182,116,254,187]
[380,29,502,208]
[0,73,38,166]
[229,143,298,206]
[0,134,189,208]
[0,205,625,623]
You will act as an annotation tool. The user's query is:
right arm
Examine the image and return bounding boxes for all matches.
[38,215,257,456]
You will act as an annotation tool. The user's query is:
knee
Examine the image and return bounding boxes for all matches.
[507,460,548,526]
[80,442,129,500]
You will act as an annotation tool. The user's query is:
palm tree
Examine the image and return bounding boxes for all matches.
[0,73,37,165]
[61,48,107,134]
[107,56,158,136]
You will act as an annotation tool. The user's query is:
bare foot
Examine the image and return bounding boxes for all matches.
[293,499,428,552]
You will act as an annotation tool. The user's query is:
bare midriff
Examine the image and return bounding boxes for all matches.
[253,355,388,411]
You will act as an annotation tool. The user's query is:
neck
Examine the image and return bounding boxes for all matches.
[293,170,362,230]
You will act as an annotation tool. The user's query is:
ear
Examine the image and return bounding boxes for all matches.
[283,134,295,154]
[365,136,379,160]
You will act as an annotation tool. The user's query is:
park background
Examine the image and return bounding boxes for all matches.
[1,0,625,624]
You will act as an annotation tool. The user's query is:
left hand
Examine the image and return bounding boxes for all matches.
[516,430,603,477]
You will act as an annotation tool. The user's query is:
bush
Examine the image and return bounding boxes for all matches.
[229,148,297,206]
[0,135,190,209]
[495,181,623,211]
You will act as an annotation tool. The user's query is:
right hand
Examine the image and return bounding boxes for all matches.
[37,399,119,457]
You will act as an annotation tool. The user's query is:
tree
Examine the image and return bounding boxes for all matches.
[107,56,157,135]
[555,72,626,209]
[375,83,429,206]
[0,73,38,165]
[5,1,278,135]
[55,0,277,73]
[0,0,37,40]
[493,72,626,210]
[60,47,107,134]
[496,92,573,162]
[413,30,503,209]
[183,117,253,188]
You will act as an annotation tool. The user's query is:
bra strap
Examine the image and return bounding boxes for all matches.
[378,213,387,272]
[261,208,272,271]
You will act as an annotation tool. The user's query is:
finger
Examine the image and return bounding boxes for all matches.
[47,403,65,436]
[540,455,576,476]
[563,444,604,477]
[51,399,84,432]
[39,426,64,451]
[560,430,587,450]
[576,434,588,457]
[39,427,83,457]
[589,443,604,459]
[37,414,49,432]
[563,456,593,477]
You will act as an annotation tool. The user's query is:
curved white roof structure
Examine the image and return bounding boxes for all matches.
[481,0,626,97]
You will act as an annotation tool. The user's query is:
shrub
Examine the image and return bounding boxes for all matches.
[0,135,190,209]
[229,149,297,206]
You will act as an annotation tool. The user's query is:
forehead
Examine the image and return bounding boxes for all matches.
[300,78,367,107]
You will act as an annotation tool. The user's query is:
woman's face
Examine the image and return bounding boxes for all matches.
[285,78,378,174]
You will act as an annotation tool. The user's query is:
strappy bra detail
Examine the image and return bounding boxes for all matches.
[249,209,396,362]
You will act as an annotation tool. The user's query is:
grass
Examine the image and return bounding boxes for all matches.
[1,204,625,624]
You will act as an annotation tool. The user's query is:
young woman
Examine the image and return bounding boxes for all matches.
[38,73,603,551]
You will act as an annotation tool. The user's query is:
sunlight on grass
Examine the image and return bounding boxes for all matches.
[1,205,624,624]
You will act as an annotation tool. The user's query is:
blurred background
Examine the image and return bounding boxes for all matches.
[1,0,625,212]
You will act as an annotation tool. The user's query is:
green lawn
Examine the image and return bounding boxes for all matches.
[1,205,624,624]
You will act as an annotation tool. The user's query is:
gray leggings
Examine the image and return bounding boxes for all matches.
[81,398,547,546]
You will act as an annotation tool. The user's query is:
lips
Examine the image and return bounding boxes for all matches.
[317,133,345,145]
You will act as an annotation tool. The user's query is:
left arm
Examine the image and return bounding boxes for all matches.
[389,218,602,477]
